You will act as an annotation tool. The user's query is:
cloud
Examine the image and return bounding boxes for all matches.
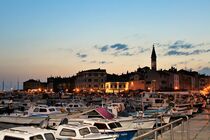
[171,59,195,67]
[138,47,150,53]
[76,53,87,58]
[95,43,151,57]
[82,60,112,64]
[159,41,210,50]
[169,40,194,49]
[198,67,210,75]
[99,61,113,64]
[100,45,109,52]
[165,49,210,56]
[96,43,129,53]
[112,51,135,57]
[110,43,128,51]
[166,50,189,56]
[95,43,134,56]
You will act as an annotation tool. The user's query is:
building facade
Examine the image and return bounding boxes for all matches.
[23,79,47,91]
[105,82,129,93]
[75,68,107,92]
[47,76,75,92]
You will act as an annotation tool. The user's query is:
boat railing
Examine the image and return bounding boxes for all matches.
[134,116,189,140]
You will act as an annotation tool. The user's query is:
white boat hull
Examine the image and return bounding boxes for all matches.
[118,118,156,129]
[0,115,46,125]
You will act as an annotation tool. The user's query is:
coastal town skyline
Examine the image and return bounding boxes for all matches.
[0,0,210,90]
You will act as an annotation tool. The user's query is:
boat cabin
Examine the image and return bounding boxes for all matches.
[0,126,55,140]
[66,103,87,112]
[84,119,122,131]
[27,105,62,117]
[55,123,117,140]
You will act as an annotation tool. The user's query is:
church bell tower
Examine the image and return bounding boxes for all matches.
[151,45,157,71]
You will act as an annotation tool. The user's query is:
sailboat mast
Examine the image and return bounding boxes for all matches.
[17,78,19,91]
[2,80,4,91]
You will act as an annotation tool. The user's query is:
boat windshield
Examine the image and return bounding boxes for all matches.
[60,128,76,137]
[115,122,122,127]
[94,123,108,130]
[39,108,47,112]
[155,99,163,103]
[79,128,90,136]
[3,136,24,140]
[44,133,56,140]
[29,135,44,140]
[108,123,117,129]
[49,108,55,112]
[90,127,99,133]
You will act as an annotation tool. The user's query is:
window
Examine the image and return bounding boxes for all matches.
[79,128,90,136]
[29,135,44,140]
[90,127,99,133]
[60,128,76,137]
[74,105,79,107]
[33,108,39,112]
[69,104,73,107]
[49,108,55,112]
[39,108,47,112]
[155,99,163,103]
[4,136,24,140]
[44,133,56,140]
[108,123,117,129]
[56,108,61,111]
[94,123,108,130]
[115,122,122,127]
[66,108,71,112]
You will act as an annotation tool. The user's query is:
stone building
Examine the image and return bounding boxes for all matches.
[23,79,46,91]
[75,68,107,92]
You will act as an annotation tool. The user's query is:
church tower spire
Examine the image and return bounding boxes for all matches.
[151,44,157,71]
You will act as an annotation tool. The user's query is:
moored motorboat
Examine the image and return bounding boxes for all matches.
[0,126,56,140]
[54,123,118,140]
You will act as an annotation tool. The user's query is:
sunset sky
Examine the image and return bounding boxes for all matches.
[0,0,210,90]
